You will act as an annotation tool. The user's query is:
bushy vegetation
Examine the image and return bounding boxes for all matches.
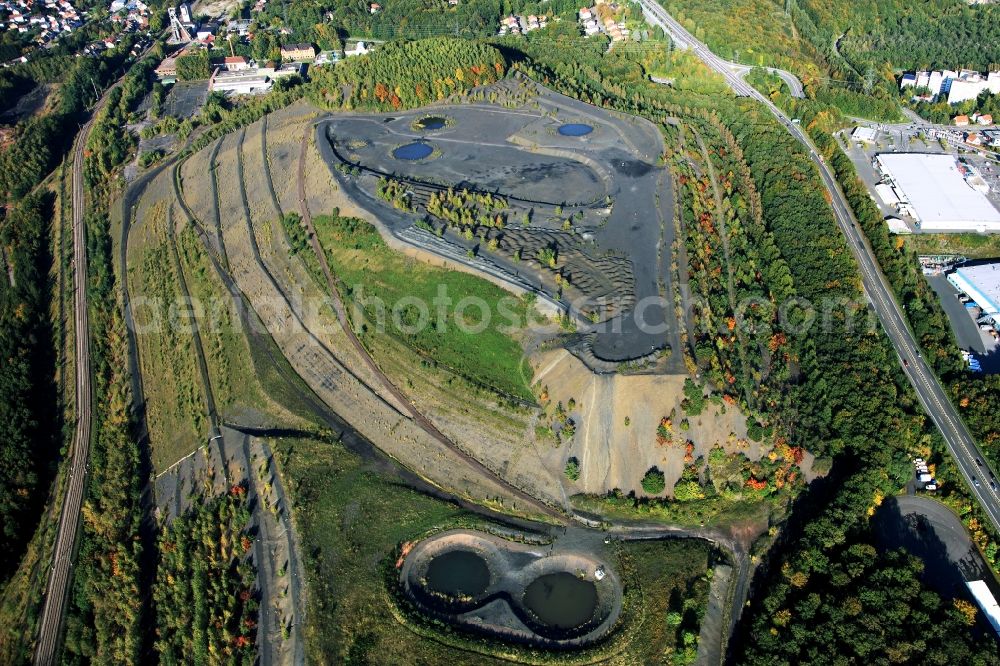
[641,467,666,495]
[176,51,211,81]
[62,211,144,665]
[564,457,580,481]
[85,55,159,184]
[153,489,257,664]
[0,195,56,580]
[308,38,506,110]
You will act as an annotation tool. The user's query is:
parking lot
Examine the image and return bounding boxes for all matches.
[926,273,1000,372]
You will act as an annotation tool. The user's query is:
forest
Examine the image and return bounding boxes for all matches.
[738,544,995,663]
[0,195,57,582]
[308,38,505,110]
[797,0,1000,72]
[252,0,583,47]
[153,490,257,664]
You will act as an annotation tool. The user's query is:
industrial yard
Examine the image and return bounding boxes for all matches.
[839,125,1000,234]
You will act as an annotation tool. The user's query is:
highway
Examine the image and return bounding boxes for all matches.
[639,0,1000,533]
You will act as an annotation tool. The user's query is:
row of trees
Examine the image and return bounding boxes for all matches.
[0,195,57,581]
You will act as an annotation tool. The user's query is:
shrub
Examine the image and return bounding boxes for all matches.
[564,457,580,481]
[641,467,666,495]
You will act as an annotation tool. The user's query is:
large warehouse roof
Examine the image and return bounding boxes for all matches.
[875,153,1000,232]
[948,262,1000,316]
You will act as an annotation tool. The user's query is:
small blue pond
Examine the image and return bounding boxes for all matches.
[558,123,594,137]
[393,142,434,160]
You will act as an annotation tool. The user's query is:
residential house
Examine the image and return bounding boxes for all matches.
[223,55,249,71]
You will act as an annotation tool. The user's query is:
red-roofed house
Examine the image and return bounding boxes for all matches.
[223,55,249,71]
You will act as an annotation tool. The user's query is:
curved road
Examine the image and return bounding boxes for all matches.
[640,0,1000,534]
[725,61,805,98]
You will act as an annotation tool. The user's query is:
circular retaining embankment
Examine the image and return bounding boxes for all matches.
[399,529,622,647]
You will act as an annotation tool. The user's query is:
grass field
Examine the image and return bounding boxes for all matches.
[311,213,534,401]
[617,540,710,664]
[129,203,207,471]
[903,233,1000,260]
[276,437,713,665]
[175,226,281,422]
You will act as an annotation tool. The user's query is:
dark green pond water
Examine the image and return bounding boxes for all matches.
[425,550,490,597]
[522,572,597,629]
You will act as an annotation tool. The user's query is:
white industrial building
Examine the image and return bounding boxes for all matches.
[211,70,272,95]
[210,62,302,95]
[948,70,1000,104]
[852,126,878,143]
[874,182,900,207]
[966,580,1000,636]
[874,153,1000,232]
[948,262,1000,324]
[900,68,1000,104]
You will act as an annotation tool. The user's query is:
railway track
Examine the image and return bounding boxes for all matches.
[34,95,102,666]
